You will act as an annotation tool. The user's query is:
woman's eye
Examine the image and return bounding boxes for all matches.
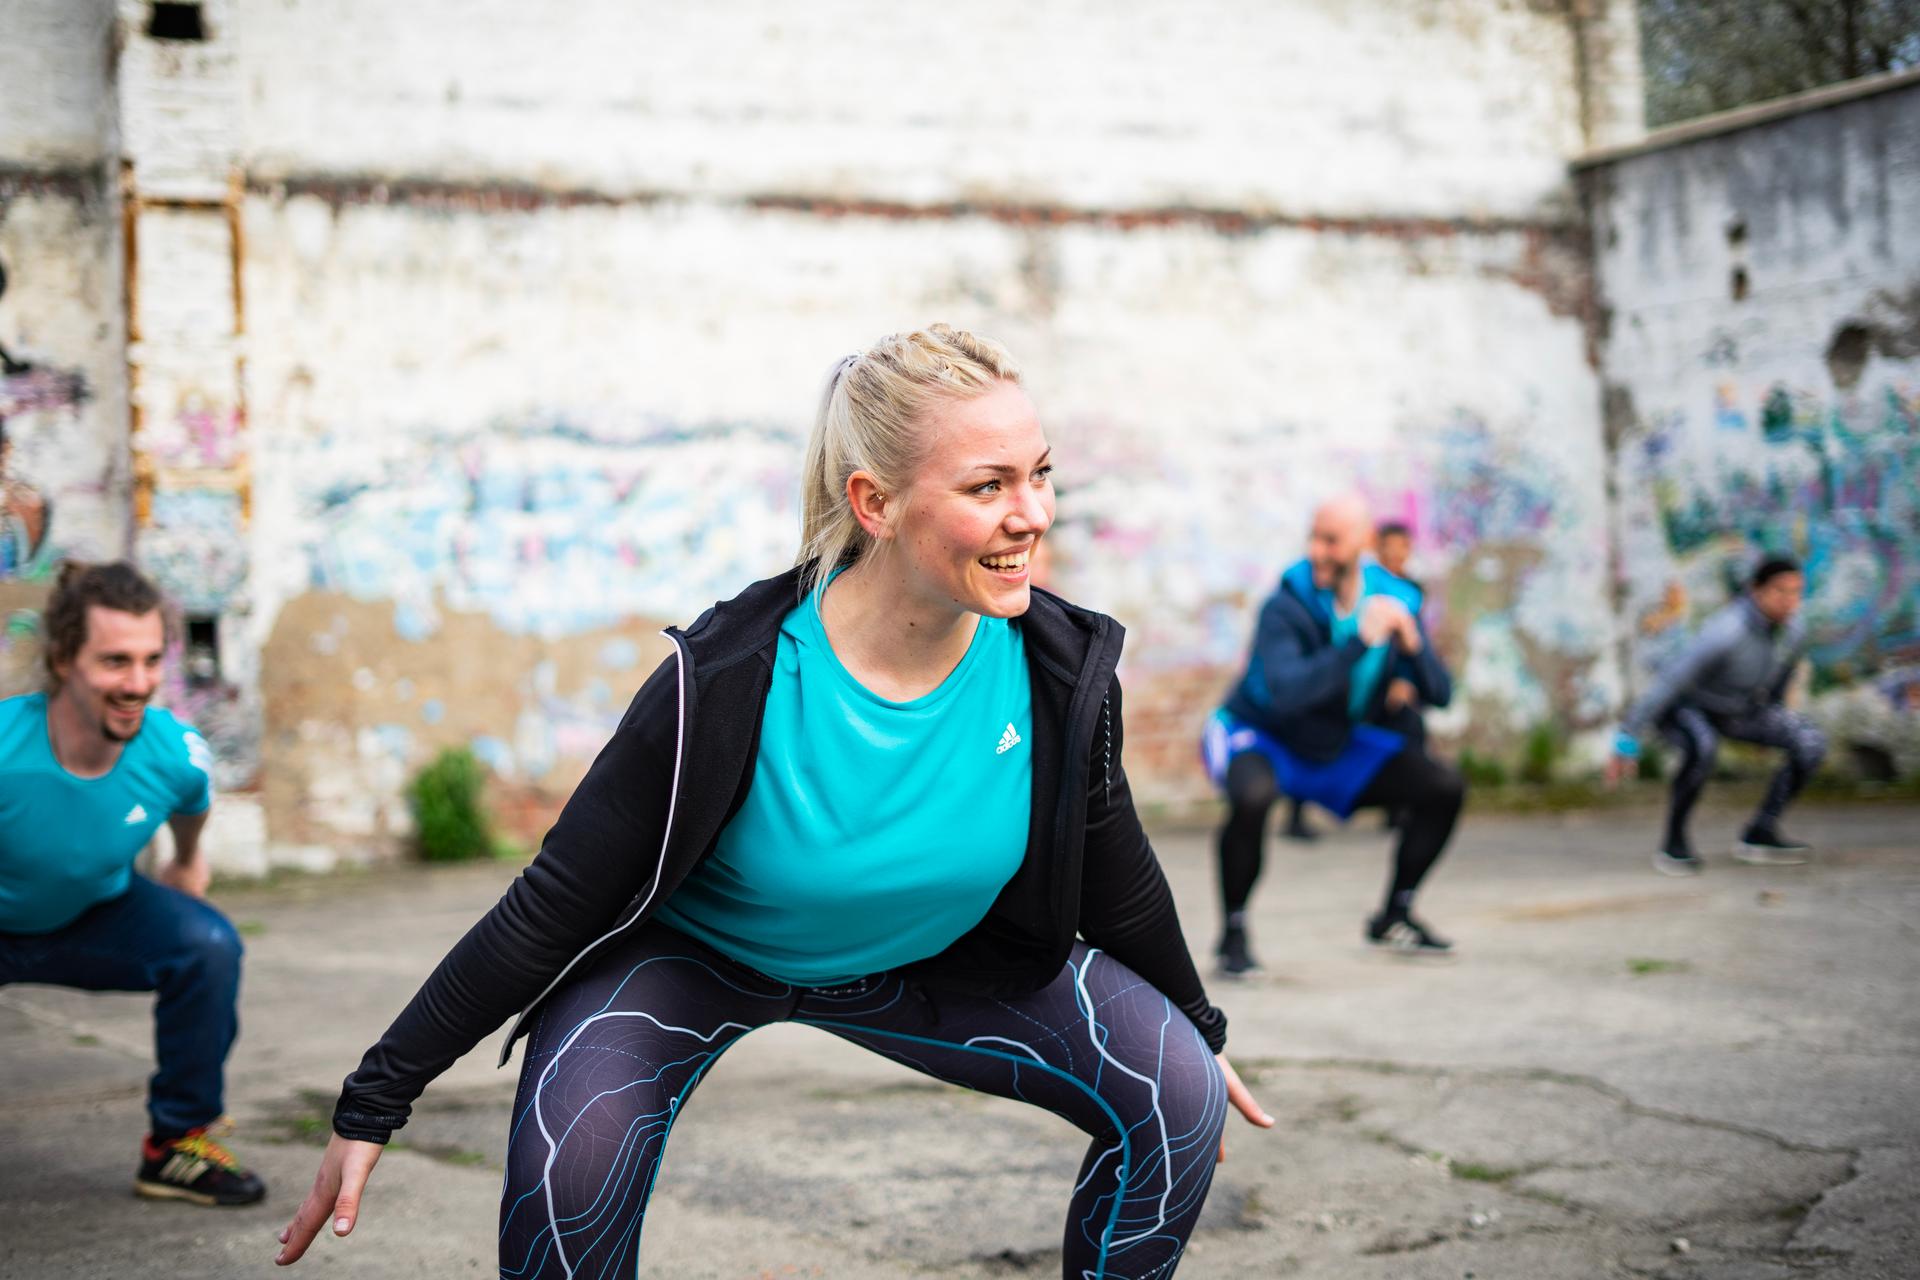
[1034,466,1054,483]
[972,480,1001,495]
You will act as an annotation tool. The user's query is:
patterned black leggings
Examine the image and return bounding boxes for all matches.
[499,925,1228,1280]
[1659,702,1828,842]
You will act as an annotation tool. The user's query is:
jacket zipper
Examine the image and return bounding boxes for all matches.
[495,628,690,1067]
[1101,691,1112,805]
[1046,616,1110,952]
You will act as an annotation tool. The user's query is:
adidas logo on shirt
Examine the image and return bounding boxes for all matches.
[124,804,148,825]
[995,723,1022,755]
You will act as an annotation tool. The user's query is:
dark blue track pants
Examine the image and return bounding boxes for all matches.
[500,925,1228,1280]
[0,873,243,1137]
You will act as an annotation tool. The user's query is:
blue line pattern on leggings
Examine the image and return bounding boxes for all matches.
[498,938,1225,1279]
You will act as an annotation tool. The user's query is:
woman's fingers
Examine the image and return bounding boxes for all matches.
[274,1174,337,1265]
[1213,1054,1275,1165]
[1216,1054,1276,1127]
[274,1136,382,1266]
[332,1140,382,1235]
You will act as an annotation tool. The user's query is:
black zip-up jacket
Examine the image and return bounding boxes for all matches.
[334,566,1228,1142]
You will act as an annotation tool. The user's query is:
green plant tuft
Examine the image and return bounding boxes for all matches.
[406,746,496,863]
[1636,740,1666,781]
[1459,748,1509,788]
[1519,722,1561,785]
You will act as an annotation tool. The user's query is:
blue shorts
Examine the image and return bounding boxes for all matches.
[1201,709,1405,820]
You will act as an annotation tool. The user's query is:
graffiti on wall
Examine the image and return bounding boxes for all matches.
[0,253,89,580]
[1049,408,1612,783]
[1641,380,1920,692]
[287,419,804,640]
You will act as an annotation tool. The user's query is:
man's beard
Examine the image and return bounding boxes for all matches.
[100,701,147,742]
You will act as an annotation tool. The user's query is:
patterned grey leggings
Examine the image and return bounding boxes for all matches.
[1659,702,1828,842]
[499,924,1228,1280]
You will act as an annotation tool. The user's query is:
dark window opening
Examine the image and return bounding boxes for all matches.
[147,2,207,42]
[185,616,221,687]
[1730,266,1750,302]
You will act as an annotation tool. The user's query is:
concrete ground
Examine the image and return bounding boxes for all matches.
[2,800,1916,1280]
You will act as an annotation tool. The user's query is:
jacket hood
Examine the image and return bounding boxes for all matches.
[1279,558,1423,624]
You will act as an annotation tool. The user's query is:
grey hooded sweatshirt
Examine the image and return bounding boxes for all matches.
[1622,595,1807,738]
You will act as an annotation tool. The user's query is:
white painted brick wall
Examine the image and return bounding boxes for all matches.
[116,0,243,199]
[237,0,1608,220]
[0,0,117,167]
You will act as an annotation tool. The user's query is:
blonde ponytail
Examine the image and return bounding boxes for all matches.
[797,324,1020,598]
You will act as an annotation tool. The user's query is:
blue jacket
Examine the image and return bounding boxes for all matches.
[1224,559,1453,763]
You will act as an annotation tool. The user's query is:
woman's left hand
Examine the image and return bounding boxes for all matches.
[1215,1053,1275,1162]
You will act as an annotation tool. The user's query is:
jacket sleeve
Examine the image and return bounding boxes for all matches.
[1621,617,1733,739]
[332,656,682,1143]
[1075,675,1228,1055]
[1247,592,1367,720]
[1393,615,1452,709]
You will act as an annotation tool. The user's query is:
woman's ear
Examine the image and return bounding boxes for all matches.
[847,470,893,541]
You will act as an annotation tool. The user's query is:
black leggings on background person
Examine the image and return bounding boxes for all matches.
[1658,702,1828,846]
[500,924,1228,1280]
[1218,745,1464,922]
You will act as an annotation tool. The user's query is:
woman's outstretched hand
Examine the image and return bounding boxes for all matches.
[274,1134,384,1265]
[1215,1053,1275,1162]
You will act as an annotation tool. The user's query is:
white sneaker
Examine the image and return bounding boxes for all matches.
[1733,828,1812,866]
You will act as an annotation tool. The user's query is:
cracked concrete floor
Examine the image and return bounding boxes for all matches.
[1,800,1914,1278]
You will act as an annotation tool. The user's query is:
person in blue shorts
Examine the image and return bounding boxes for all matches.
[0,560,265,1206]
[277,325,1273,1279]
[1206,496,1463,973]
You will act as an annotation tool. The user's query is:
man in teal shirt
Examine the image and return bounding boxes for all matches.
[0,561,265,1206]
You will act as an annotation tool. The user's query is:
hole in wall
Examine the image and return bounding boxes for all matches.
[185,615,221,686]
[1849,743,1896,783]
[1730,266,1749,302]
[146,2,206,42]
[1825,322,1873,390]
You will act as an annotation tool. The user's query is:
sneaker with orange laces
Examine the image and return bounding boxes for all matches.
[134,1121,266,1206]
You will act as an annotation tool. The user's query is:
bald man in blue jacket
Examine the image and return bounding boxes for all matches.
[1205,496,1463,973]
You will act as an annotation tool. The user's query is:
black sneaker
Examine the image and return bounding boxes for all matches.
[135,1124,266,1207]
[1283,812,1320,843]
[1735,825,1812,866]
[1216,925,1261,977]
[1653,839,1704,876]
[1365,911,1453,957]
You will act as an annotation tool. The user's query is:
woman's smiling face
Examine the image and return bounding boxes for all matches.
[889,380,1055,619]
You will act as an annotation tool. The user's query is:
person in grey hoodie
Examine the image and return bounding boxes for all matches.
[1614,557,1827,874]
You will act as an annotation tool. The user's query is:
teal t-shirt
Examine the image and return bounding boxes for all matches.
[0,693,213,934]
[1329,602,1393,722]
[657,592,1032,985]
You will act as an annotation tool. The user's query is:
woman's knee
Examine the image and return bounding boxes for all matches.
[1159,1027,1229,1156]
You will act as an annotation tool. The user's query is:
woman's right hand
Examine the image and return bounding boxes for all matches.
[274,1134,384,1265]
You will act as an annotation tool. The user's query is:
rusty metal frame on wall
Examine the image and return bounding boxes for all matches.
[122,162,250,527]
